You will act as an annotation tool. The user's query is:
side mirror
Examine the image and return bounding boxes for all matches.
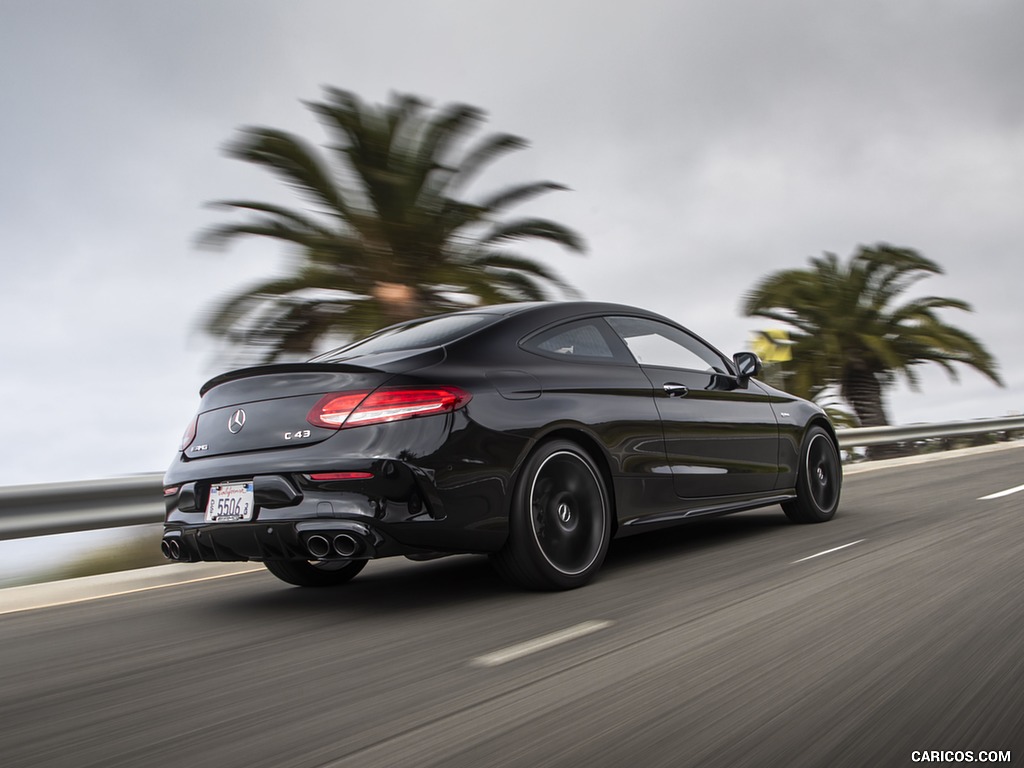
[732,351,763,384]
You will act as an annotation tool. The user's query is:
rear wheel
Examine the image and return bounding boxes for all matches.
[783,425,841,523]
[491,440,611,590]
[263,558,366,587]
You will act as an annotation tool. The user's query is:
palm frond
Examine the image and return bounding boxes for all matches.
[482,217,586,251]
[225,128,351,218]
[449,133,528,193]
[479,181,568,212]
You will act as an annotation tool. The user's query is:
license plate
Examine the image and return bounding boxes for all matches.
[205,481,255,522]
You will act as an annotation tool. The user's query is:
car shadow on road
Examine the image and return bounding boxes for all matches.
[601,510,792,574]
[208,553,515,618]
[208,510,792,618]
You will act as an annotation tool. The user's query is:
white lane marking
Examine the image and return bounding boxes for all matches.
[979,483,1024,500]
[472,620,613,667]
[0,567,264,616]
[791,539,866,564]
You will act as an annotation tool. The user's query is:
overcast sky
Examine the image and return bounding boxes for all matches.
[1,0,1021,488]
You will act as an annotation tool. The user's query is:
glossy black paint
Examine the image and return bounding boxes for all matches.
[163,301,837,564]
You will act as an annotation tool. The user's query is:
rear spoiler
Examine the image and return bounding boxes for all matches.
[199,362,378,396]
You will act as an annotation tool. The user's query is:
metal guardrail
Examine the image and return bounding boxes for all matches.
[0,474,164,542]
[1,416,1022,541]
[835,415,1024,448]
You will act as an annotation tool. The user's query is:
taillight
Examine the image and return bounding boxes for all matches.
[307,387,471,430]
[179,415,198,451]
[307,392,370,428]
[346,387,471,427]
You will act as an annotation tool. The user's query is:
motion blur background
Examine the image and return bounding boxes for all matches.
[1,1,1021,581]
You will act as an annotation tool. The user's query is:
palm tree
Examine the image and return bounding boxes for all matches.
[742,245,1003,429]
[199,88,585,362]
[749,329,861,427]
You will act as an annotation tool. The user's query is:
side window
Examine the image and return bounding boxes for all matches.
[606,316,729,372]
[522,320,617,361]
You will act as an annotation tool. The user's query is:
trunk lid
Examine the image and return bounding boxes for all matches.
[185,364,393,459]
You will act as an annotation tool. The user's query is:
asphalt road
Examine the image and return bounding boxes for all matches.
[1,444,1022,768]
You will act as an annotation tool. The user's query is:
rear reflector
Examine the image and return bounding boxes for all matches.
[307,472,374,481]
[307,386,471,430]
[163,486,179,497]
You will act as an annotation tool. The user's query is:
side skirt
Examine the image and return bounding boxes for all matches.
[621,491,797,531]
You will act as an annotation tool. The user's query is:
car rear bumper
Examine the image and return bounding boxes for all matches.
[161,517,405,563]
[163,463,515,563]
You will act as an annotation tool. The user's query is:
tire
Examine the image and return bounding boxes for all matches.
[783,425,842,523]
[263,558,367,587]
[491,440,611,590]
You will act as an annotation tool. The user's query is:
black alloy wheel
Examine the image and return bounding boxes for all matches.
[263,558,367,587]
[491,439,611,590]
[783,425,842,523]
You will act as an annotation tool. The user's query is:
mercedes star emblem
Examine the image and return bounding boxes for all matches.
[227,409,246,434]
[557,502,572,523]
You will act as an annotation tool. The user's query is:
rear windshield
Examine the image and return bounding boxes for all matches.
[312,313,495,361]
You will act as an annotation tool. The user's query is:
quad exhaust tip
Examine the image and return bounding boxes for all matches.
[161,538,182,561]
[333,533,360,557]
[306,534,332,559]
[305,532,364,558]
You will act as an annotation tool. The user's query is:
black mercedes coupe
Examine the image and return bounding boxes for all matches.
[163,302,841,590]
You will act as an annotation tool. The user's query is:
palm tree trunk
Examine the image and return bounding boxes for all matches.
[842,370,900,459]
[373,281,422,324]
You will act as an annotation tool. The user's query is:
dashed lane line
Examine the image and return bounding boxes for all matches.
[791,539,866,564]
[979,483,1024,500]
[471,620,614,667]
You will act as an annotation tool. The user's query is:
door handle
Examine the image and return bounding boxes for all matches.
[663,383,689,397]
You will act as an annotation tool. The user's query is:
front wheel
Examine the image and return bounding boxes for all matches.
[783,425,842,523]
[490,440,611,590]
[263,558,366,587]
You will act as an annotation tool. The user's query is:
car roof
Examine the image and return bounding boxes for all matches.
[314,301,688,364]
[444,300,671,322]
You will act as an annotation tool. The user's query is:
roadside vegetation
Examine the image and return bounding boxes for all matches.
[200,87,585,364]
[743,245,1003,452]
